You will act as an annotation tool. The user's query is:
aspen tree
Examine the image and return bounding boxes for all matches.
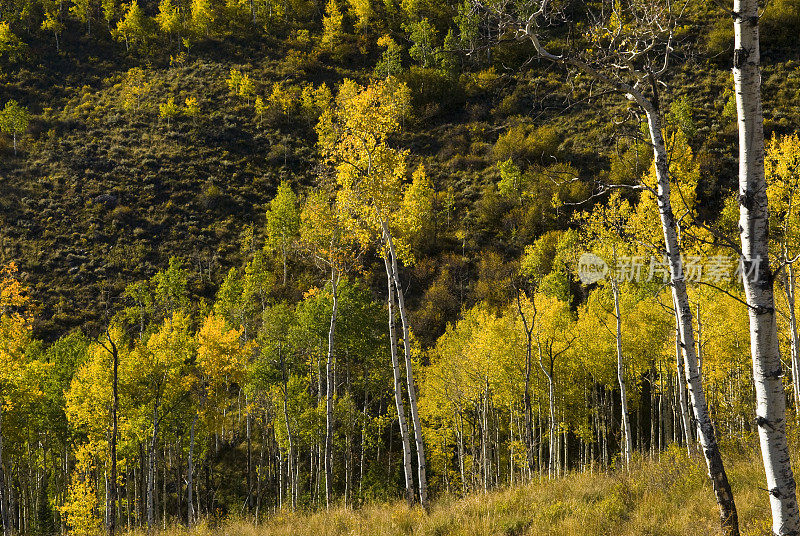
[317,78,429,507]
[265,181,301,286]
[766,134,800,419]
[0,100,30,156]
[734,0,800,528]
[475,0,739,529]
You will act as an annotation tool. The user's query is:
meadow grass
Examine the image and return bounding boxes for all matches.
[133,445,777,536]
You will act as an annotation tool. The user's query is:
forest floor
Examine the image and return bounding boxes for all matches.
[131,443,780,536]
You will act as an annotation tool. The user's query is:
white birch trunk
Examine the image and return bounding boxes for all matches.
[147,403,159,530]
[0,406,7,536]
[537,342,556,479]
[324,268,338,508]
[383,255,415,506]
[644,104,739,534]
[612,280,633,469]
[187,413,196,526]
[383,224,429,509]
[785,265,800,417]
[674,301,694,455]
[279,343,296,511]
[734,0,800,530]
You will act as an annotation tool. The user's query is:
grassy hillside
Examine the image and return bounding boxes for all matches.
[131,445,779,536]
[2,14,799,343]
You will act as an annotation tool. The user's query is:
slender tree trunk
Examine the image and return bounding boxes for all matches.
[697,303,705,381]
[611,280,633,469]
[324,269,338,508]
[255,413,266,522]
[358,392,367,502]
[246,397,252,515]
[673,306,693,455]
[0,406,7,536]
[734,0,800,530]
[383,225,429,509]
[785,265,800,418]
[384,255,415,506]
[187,414,196,526]
[279,344,296,511]
[644,104,739,534]
[147,403,159,531]
[107,338,119,536]
[516,292,537,473]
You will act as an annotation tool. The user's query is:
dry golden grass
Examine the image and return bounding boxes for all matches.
[136,445,777,536]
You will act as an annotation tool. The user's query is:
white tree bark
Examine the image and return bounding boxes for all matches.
[324,268,338,508]
[279,343,296,511]
[734,0,800,530]
[785,265,800,417]
[495,26,737,526]
[383,255,415,506]
[673,298,694,455]
[611,280,634,469]
[383,225,429,509]
[147,402,159,530]
[645,104,739,534]
[537,343,557,479]
[0,406,7,536]
[187,413,196,526]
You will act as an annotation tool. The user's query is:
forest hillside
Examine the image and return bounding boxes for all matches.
[2,0,800,534]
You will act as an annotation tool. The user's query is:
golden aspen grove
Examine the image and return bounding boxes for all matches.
[2,0,800,534]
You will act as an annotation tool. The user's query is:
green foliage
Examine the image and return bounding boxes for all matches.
[374,34,403,79]
[321,0,344,51]
[4,0,800,528]
[667,97,697,140]
[704,17,733,57]
[155,0,182,37]
[404,18,437,68]
[191,0,216,36]
[0,100,30,154]
[0,22,24,62]
[113,1,151,50]
[266,181,301,282]
[159,96,180,127]
[762,0,800,47]
[346,0,373,31]
[455,0,479,49]
[493,124,560,165]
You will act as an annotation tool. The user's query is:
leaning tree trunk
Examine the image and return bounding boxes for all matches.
[644,104,739,534]
[324,268,338,508]
[383,255,415,506]
[513,19,740,533]
[611,280,633,469]
[383,225,429,509]
[734,0,800,530]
